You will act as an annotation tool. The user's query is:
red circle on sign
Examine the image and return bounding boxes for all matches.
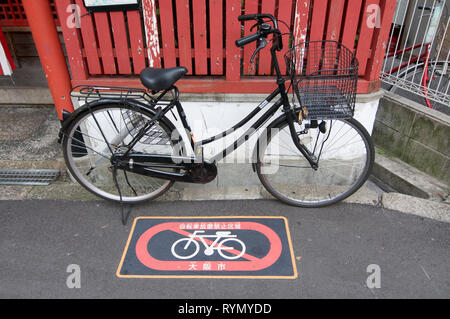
[135,222,282,272]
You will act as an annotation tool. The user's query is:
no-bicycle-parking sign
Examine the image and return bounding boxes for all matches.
[117,216,297,279]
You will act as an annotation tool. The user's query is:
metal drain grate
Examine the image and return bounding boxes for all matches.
[0,169,60,186]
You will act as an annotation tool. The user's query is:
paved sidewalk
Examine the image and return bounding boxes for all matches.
[0,199,448,298]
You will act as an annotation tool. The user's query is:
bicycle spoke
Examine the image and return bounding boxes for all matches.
[64,105,178,203]
[258,118,372,206]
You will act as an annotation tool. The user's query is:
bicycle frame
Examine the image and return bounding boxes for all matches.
[176,47,293,162]
[119,44,318,181]
[185,230,236,251]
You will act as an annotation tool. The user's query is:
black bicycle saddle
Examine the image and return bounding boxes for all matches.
[140,67,188,91]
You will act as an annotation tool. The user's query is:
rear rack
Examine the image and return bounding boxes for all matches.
[70,85,178,106]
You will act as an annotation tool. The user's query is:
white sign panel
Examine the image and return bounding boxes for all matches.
[83,0,140,12]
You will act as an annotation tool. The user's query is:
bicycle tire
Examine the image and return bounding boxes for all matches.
[62,101,182,204]
[256,117,375,207]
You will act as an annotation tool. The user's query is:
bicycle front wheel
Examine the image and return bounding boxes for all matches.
[62,102,180,203]
[256,117,374,207]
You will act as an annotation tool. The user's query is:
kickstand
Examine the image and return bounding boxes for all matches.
[112,166,132,225]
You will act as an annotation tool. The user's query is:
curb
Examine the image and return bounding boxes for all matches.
[372,151,449,202]
[1,176,448,223]
[0,87,53,105]
[381,193,450,223]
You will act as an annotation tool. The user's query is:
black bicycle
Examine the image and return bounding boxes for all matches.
[60,14,374,211]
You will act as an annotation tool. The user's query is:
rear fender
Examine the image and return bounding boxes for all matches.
[58,99,178,143]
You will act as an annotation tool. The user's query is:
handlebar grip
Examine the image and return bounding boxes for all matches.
[238,14,259,21]
[235,32,260,47]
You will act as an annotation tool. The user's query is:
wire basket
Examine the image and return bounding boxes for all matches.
[285,41,358,119]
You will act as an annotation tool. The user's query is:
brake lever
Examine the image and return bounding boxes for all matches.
[250,23,259,32]
[250,38,268,63]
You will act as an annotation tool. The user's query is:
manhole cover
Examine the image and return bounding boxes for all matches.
[0,169,60,185]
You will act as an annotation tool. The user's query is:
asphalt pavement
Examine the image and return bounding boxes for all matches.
[0,199,448,299]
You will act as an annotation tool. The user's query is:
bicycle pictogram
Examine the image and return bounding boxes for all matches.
[171,230,246,260]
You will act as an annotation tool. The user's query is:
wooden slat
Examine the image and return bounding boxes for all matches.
[242,0,258,75]
[292,0,311,75]
[175,0,192,74]
[259,0,276,75]
[209,0,223,75]
[339,0,363,76]
[94,12,116,74]
[325,0,345,41]
[307,0,328,74]
[142,0,161,68]
[75,0,101,74]
[324,0,345,74]
[127,10,146,74]
[366,0,397,81]
[308,0,328,42]
[158,0,177,68]
[341,0,363,51]
[54,0,87,80]
[225,0,241,81]
[192,0,207,75]
[356,0,379,76]
[276,0,294,75]
[110,11,132,74]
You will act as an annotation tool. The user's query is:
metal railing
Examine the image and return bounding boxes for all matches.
[381,0,449,110]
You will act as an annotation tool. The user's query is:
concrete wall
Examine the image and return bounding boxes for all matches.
[373,91,449,185]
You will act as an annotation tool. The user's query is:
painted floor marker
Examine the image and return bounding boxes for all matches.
[117,216,298,279]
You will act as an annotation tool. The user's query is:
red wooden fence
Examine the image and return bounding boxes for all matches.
[53,0,396,94]
[0,0,59,26]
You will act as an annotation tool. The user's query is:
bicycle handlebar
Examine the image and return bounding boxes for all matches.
[238,13,278,27]
[235,32,261,47]
[235,13,280,47]
[238,14,259,21]
[235,13,283,64]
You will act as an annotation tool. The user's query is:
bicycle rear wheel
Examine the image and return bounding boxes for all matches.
[62,102,180,203]
[256,117,374,207]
